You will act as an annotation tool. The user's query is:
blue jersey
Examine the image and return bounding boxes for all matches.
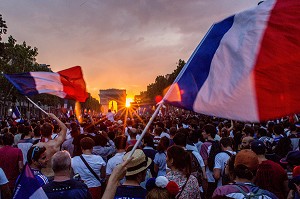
[114,185,147,199]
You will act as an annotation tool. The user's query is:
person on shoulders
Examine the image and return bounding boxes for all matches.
[106,109,115,123]
[43,150,92,199]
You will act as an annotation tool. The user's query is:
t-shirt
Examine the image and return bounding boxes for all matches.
[254,160,288,199]
[0,168,9,199]
[200,141,214,182]
[153,152,166,176]
[106,112,115,122]
[62,138,75,157]
[214,150,236,187]
[17,138,34,164]
[212,182,278,199]
[0,146,23,189]
[72,154,106,188]
[160,132,170,139]
[153,136,160,149]
[114,185,147,199]
[31,168,49,187]
[106,152,126,175]
[43,179,92,199]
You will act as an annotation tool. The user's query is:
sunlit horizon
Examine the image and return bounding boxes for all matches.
[126,98,134,107]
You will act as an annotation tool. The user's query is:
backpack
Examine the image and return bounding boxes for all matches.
[220,151,233,185]
[234,183,265,199]
[207,140,221,171]
[187,150,203,186]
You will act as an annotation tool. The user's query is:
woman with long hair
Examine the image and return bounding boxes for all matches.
[166,145,201,199]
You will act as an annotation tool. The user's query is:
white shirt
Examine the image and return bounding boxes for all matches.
[72,154,106,188]
[106,152,126,175]
[160,132,170,139]
[0,168,8,199]
[214,150,236,187]
[106,112,115,122]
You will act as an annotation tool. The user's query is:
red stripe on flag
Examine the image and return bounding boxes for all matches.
[58,66,88,102]
[254,0,300,121]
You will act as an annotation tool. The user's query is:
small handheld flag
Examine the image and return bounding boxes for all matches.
[12,105,21,119]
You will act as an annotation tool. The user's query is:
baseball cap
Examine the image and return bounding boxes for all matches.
[280,150,300,166]
[251,140,266,155]
[234,149,259,171]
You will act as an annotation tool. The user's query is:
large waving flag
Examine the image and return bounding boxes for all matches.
[5,66,88,102]
[164,0,300,122]
[13,164,48,199]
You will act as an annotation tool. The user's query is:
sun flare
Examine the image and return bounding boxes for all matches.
[126,98,134,107]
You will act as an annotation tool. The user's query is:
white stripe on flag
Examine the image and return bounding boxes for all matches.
[30,72,66,98]
[29,187,48,199]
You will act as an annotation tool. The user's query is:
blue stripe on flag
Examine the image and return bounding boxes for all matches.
[13,164,47,199]
[170,15,234,110]
[4,73,38,96]
[12,106,21,119]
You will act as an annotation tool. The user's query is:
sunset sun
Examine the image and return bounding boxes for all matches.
[126,98,134,107]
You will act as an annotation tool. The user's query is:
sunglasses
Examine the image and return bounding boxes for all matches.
[31,146,45,160]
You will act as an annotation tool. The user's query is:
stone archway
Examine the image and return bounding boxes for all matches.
[99,89,126,114]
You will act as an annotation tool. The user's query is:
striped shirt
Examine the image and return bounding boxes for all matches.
[31,168,49,186]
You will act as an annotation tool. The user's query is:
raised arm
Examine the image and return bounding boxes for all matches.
[102,157,133,199]
[48,113,67,147]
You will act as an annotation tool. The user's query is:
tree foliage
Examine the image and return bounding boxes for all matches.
[145,59,185,103]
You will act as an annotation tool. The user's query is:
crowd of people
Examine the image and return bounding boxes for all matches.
[1,109,300,199]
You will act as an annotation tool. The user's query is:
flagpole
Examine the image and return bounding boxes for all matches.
[126,102,163,160]
[25,96,48,115]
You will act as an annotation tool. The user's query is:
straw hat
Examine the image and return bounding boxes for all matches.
[123,149,152,176]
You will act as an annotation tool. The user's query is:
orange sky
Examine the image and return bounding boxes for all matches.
[1,0,259,100]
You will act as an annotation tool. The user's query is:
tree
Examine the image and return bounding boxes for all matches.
[0,14,7,41]
[81,93,100,114]
[144,59,186,103]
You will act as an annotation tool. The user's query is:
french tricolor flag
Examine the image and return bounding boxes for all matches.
[13,164,48,199]
[5,66,88,102]
[164,0,300,122]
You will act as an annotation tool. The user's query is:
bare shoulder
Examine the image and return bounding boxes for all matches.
[34,142,46,147]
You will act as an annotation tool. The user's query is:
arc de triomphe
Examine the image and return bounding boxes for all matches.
[99,89,126,114]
